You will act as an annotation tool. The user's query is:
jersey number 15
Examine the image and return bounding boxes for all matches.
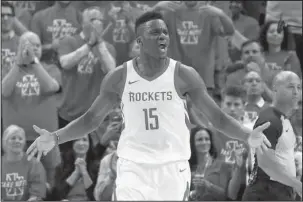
[143,108,159,130]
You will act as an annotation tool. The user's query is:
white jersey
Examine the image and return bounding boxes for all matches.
[117,58,191,164]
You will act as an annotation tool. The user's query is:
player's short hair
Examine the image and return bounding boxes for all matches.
[241,39,263,53]
[221,85,247,103]
[1,1,15,16]
[135,11,165,34]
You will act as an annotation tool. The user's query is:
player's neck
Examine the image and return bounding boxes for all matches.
[272,101,292,117]
[138,53,168,74]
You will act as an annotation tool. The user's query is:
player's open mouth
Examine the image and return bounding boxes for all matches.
[158,44,167,51]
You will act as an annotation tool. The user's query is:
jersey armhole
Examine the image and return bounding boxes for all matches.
[174,61,186,100]
[118,62,128,98]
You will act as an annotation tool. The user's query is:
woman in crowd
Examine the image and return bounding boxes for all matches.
[259,20,301,79]
[1,125,46,201]
[189,127,245,201]
[51,135,99,201]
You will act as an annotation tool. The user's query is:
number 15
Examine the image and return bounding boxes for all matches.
[143,108,159,130]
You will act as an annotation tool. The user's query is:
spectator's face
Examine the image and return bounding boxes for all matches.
[82,9,104,36]
[229,1,242,15]
[194,130,211,154]
[73,135,90,155]
[184,1,198,8]
[244,71,264,96]
[221,96,244,120]
[275,75,301,108]
[6,131,26,154]
[1,6,14,33]
[241,42,264,64]
[138,19,170,59]
[25,33,42,59]
[266,22,284,46]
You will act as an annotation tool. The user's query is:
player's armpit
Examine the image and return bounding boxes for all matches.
[258,149,299,188]
[177,65,249,141]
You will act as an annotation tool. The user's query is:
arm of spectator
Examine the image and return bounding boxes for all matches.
[30,11,42,40]
[55,66,125,144]
[1,65,20,98]
[33,61,60,94]
[94,42,116,73]
[13,17,28,36]
[256,116,301,188]
[243,21,260,40]
[209,6,235,37]
[178,64,250,142]
[229,30,248,50]
[286,51,302,78]
[227,165,246,200]
[81,171,93,189]
[28,159,47,200]
[17,9,32,30]
[58,36,91,70]
[94,154,116,201]
[204,179,226,197]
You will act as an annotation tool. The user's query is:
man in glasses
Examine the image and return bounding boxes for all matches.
[56,7,116,153]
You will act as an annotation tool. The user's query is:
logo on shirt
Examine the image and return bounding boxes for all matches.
[177,21,202,45]
[128,80,139,85]
[113,19,131,43]
[16,74,40,97]
[221,140,245,164]
[77,52,98,74]
[1,173,27,200]
[47,19,78,41]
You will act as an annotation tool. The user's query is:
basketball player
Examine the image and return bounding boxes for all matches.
[27,11,271,200]
[242,71,302,200]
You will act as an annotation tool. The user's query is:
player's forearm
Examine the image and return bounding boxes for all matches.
[2,65,20,97]
[96,43,116,73]
[214,111,250,142]
[258,149,300,188]
[33,60,60,93]
[59,44,91,70]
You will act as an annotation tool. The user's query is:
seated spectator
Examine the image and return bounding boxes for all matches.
[259,20,301,78]
[291,99,302,139]
[2,31,62,187]
[57,6,116,153]
[228,0,260,62]
[242,71,271,128]
[94,151,118,201]
[30,1,82,64]
[225,40,280,102]
[1,125,46,201]
[189,127,244,201]
[51,135,99,201]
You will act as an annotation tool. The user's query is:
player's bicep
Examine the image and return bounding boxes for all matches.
[178,65,221,122]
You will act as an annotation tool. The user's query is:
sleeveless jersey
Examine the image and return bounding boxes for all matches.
[117,58,191,164]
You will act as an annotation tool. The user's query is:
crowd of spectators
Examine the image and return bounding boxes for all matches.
[1,1,302,201]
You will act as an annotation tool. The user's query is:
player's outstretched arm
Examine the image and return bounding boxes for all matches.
[53,68,124,145]
[177,64,251,142]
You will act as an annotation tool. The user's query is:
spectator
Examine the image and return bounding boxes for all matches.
[259,20,302,78]
[30,1,82,64]
[11,1,55,16]
[1,1,20,78]
[242,71,271,128]
[57,6,116,153]
[242,1,266,25]
[228,1,260,63]
[159,2,235,97]
[2,31,62,187]
[225,40,279,102]
[1,125,46,201]
[189,127,244,201]
[265,1,302,71]
[51,135,99,201]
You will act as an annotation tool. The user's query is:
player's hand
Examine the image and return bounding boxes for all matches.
[26,125,56,161]
[248,122,271,153]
